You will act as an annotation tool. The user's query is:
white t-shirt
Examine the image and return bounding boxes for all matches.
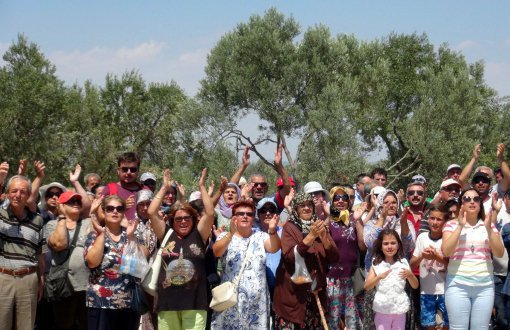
[412,232,446,294]
[372,259,411,314]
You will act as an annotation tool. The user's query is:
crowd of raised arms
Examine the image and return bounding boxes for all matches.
[1,142,510,330]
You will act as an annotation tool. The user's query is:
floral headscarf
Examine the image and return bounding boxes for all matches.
[289,193,318,234]
[218,182,242,219]
[372,189,401,230]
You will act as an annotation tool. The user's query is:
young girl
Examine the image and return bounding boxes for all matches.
[364,228,419,329]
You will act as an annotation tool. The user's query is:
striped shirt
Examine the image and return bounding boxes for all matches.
[443,219,498,286]
[0,205,45,269]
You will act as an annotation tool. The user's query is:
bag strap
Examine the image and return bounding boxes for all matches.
[107,182,118,196]
[233,235,254,287]
[159,227,174,251]
[69,220,82,250]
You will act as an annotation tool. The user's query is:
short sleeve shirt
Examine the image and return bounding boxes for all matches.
[412,232,446,294]
[443,219,498,286]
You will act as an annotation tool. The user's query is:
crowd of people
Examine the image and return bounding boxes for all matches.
[0,142,510,330]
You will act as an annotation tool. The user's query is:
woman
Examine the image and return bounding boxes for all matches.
[217,182,241,219]
[46,190,91,330]
[84,195,147,330]
[148,168,214,330]
[273,193,339,329]
[442,188,504,329]
[211,200,281,329]
[326,186,366,330]
[363,189,415,330]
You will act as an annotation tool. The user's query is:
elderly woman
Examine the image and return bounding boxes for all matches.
[326,186,366,330]
[46,190,91,330]
[84,195,147,330]
[211,200,281,329]
[148,168,214,330]
[362,189,416,330]
[273,193,339,329]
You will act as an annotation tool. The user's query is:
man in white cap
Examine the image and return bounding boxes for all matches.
[140,172,157,192]
[431,179,461,205]
[446,164,462,181]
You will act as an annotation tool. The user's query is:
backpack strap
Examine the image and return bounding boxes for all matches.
[107,182,118,196]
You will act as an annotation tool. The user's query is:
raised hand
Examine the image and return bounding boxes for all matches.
[91,216,105,234]
[18,159,28,175]
[198,168,207,189]
[484,210,493,229]
[268,214,279,233]
[274,143,283,167]
[162,169,173,190]
[353,202,367,221]
[284,187,295,209]
[126,219,139,239]
[497,143,505,162]
[208,180,215,196]
[90,195,104,215]
[219,176,228,193]
[492,191,502,213]
[241,182,254,200]
[69,164,81,183]
[242,145,250,167]
[33,160,45,179]
[457,205,467,227]
[473,143,481,160]
[0,161,9,184]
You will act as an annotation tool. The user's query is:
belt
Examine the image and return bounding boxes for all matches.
[0,266,37,276]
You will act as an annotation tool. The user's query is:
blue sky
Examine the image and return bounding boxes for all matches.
[1,1,509,160]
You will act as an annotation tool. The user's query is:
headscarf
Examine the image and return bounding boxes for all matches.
[371,189,401,230]
[289,193,318,234]
[329,186,350,226]
[218,182,242,219]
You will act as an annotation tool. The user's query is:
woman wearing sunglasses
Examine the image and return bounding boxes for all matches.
[148,168,215,330]
[84,195,147,330]
[442,188,504,329]
[211,199,281,329]
[326,186,366,329]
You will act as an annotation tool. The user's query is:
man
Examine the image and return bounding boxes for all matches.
[446,164,462,181]
[84,173,100,192]
[432,179,461,205]
[471,171,493,212]
[371,167,387,187]
[353,173,371,207]
[0,175,45,329]
[101,152,142,221]
[405,182,428,235]
[140,172,157,192]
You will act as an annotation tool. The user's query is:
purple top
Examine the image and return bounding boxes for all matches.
[327,216,359,279]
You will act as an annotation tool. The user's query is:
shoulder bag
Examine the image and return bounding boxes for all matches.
[142,227,174,296]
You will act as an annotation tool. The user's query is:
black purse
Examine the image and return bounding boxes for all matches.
[45,220,82,302]
[131,283,149,314]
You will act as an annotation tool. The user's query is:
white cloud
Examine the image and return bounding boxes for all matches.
[455,40,479,51]
[484,61,510,97]
[45,41,208,96]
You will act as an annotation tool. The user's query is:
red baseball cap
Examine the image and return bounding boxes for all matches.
[58,191,82,204]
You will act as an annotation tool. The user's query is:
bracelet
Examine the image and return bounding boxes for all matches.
[268,230,277,235]
[154,195,163,200]
[224,233,232,241]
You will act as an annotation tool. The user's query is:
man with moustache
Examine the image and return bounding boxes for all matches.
[0,174,46,330]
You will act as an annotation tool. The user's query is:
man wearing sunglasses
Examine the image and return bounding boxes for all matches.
[101,152,142,221]
[39,182,67,223]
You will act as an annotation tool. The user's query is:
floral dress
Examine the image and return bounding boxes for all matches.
[211,231,270,330]
[84,229,144,309]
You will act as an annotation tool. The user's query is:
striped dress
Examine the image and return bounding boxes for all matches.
[443,219,498,286]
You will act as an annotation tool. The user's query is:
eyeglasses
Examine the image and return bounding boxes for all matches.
[65,199,82,206]
[253,182,268,188]
[234,211,254,217]
[443,186,460,193]
[174,215,193,222]
[46,191,62,199]
[462,196,481,203]
[120,167,138,173]
[333,194,349,202]
[472,178,490,185]
[407,190,424,196]
[105,205,125,213]
[259,207,276,214]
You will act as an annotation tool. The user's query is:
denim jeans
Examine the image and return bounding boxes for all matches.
[445,277,494,330]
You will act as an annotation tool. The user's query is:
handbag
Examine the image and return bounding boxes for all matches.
[209,235,253,312]
[142,228,174,296]
[45,220,82,302]
[351,250,366,296]
[131,283,149,314]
